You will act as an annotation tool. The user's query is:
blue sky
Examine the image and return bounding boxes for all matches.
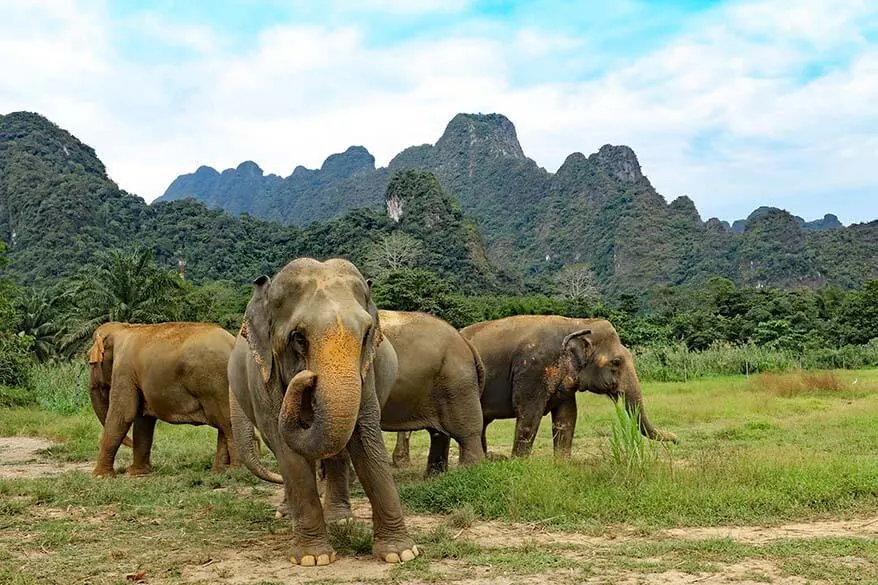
[1,0,877,225]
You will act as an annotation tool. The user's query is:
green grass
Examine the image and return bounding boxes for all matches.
[635,341,878,382]
[1,365,877,584]
[401,369,878,529]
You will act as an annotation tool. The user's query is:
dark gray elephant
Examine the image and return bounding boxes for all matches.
[460,315,677,458]
[379,310,485,476]
[228,258,418,566]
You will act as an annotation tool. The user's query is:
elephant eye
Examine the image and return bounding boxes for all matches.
[611,357,624,367]
[289,329,307,353]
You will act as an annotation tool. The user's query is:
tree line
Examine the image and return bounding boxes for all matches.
[1,241,876,394]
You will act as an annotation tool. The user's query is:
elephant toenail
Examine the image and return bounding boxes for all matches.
[384,552,400,563]
[301,555,316,566]
[316,554,331,565]
[400,550,415,562]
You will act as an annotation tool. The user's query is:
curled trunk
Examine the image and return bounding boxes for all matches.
[88,366,133,448]
[279,368,361,461]
[230,390,284,483]
[621,367,678,443]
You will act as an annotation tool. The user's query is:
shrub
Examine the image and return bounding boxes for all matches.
[0,332,33,387]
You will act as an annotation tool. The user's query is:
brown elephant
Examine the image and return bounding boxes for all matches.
[86,322,275,479]
[379,310,485,476]
[459,315,677,458]
[227,258,418,566]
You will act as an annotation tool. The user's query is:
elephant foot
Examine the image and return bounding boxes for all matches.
[323,504,354,525]
[92,466,117,478]
[391,455,410,468]
[125,464,153,476]
[274,500,290,519]
[290,538,337,566]
[373,537,420,564]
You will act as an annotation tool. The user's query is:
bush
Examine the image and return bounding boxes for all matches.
[28,361,90,414]
[0,332,33,387]
[634,341,878,382]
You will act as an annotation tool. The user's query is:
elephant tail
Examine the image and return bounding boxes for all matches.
[230,389,284,484]
[463,337,486,394]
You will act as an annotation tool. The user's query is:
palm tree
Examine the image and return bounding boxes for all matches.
[16,287,73,362]
[60,247,183,354]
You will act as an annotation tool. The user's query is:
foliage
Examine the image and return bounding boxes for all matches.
[553,263,599,301]
[60,247,183,354]
[362,231,424,275]
[27,361,90,414]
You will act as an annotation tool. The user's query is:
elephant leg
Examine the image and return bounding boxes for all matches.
[321,451,353,524]
[212,428,231,473]
[346,391,418,563]
[456,432,484,467]
[511,408,544,458]
[482,418,498,459]
[551,398,578,458]
[125,413,156,476]
[391,431,411,468]
[277,449,335,566]
[424,429,450,477]
[93,380,138,478]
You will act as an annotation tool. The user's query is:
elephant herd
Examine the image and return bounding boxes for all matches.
[85,257,676,566]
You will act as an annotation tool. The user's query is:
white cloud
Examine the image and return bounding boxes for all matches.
[0,0,876,225]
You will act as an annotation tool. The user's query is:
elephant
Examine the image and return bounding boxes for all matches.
[378,310,485,476]
[86,322,275,479]
[227,257,419,566]
[458,315,677,458]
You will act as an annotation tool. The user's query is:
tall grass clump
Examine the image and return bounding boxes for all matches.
[609,401,652,477]
[28,361,90,414]
[635,341,878,382]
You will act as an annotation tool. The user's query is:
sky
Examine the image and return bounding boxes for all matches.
[1,0,877,225]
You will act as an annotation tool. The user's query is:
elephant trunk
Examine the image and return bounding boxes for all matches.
[621,367,678,443]
[279,367,361,461]
[229,390,283,484]
[88,365,133,448]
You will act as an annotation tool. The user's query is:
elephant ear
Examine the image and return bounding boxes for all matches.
[361,279,383,380]
[86,332,105,365]
[562,328,594,369]
[244,275,275,385]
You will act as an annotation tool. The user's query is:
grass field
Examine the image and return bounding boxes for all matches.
[1,367,877,584]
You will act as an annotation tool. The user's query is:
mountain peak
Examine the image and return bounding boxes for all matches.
[589,144,643,183]
[0,110,108,180]
[319,145,376,179]
[669,195,702,223]
[235,161,264,177]
[436,113,525,160]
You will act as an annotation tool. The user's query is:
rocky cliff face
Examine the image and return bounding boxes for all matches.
[154,111,871,291]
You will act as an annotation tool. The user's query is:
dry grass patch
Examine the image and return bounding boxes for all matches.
[749,371,850,397]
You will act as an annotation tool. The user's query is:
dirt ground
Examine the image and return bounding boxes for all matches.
[3,436,876,585]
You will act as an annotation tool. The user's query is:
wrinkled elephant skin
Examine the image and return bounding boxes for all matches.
[460,315,677,458]
[86,322,257,478]
[379,310,485,476]
[227,258,418,565]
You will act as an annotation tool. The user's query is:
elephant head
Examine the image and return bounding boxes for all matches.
[243,258,383,461]
[561,321,677,443]
[86,324,132,447]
